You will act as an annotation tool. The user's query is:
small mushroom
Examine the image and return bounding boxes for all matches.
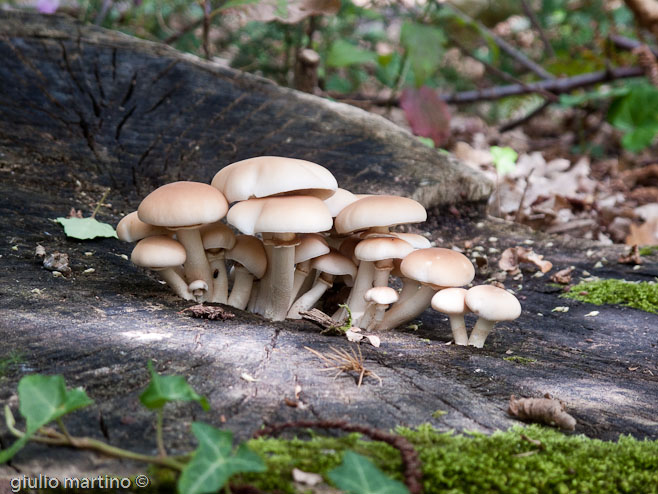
[364,286,399,330]
[131,236,193,301]
[465,285,521,348]
[431,288,469,345]
[189,280,209,302]
[290,233,330,304]
[225,235,267,310]
[200,222,236,304]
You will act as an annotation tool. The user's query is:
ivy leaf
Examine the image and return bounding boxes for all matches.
[177,423,266,494]
[327,40,378,68]
[0,375,93,463]
[140,361,210,411]
[328,451,409,494]
[400,22,446,87]
[56,217,118,240]
[400,86,451,147]
[607,83,658,152]
[490,146,518,176]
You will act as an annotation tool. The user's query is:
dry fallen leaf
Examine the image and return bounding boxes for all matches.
[508,394,576,430]
[550,266,574,284]
[626,217,658,246]
[618,244,643,265]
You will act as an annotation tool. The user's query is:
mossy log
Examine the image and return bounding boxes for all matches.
[0,11,656,482]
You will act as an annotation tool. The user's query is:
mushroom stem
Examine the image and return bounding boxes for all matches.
[468,318,495,348]
[397,278,421,304]
[247,281,260,312]
[176,228,214,302]
[360,260,394,328]
[287,275,332,319]
[157,268,194,301]
[448,315,469,346]
[227,265,254,310]
[376,284,436,330]
[290,260,312,306]
[207,251,229,304]
[263,233,297,321]
[334,260,375,325]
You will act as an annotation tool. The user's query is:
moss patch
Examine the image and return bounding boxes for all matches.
[244,424,658,494]
[503,356,537,364]
[562,279,658,314]
[639,246,658,256]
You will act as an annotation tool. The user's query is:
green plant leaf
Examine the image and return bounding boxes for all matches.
[326,39,378,68]
[177,423,265,494]
[328,451,409,494]
[55,217,118,240]
[607,83,658,152]
[140,361,210,411]
[400,22,446,87]
[490,146,518,176]
[0,374,93,463]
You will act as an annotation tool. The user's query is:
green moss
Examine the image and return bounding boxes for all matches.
[639,246,658,256]
[562,279,658,314]
[0,351,23,377]
[503,356,537,364]
[244,425,658,494]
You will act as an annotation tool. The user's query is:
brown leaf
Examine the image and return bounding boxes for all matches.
[626,217,658,246]
[400,86,452,147]
[550,266,574,284]
[618,245,643,265]
[43,252,72,276]
[181,304,235,320]
[68,208,83,218]
[226,0,340,24]
[499,247,520,274]
[508,395,576,430]
[500,246,552,273]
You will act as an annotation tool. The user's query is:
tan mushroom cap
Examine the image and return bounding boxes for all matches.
[227,195,333,236]
[354,236,415,262]
[131,236,187,269]
[201,222,236,251]
[226,235,267,279]
[211,156,338,203]
[401,248,475,287]
[311,251,357,280]
[431,288,469,315]
[138,181,229,228]
[324,188,358,217]
[392,232,431,249]
[465,285,521,321]
[365,286,399,305]
[295,233,330,264]
[334,195,427,234]
[117,211,169,242]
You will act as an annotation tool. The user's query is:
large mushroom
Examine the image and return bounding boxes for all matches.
[130,236,193,301]
[117,211,169,242]
[137,181,228,302]
[465,285,522,348]
[227,195,333,320]
[431,287,470,345]
[377,248,475,331]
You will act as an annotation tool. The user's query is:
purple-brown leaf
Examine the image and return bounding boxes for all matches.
[400,86,451,147]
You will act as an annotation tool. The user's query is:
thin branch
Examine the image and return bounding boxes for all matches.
[520,0,555,58]
[442,1,555,80]
[609,34,658,57]
[499,100,552,132]
[202,0,211,60]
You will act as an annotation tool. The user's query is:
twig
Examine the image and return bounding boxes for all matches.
[91,189,110,219]
[609,34,658,57]
[514,168,535,222]
[441,1,554,80]
[520,0,555,58]
[202,0,211,60]
[253,419,424,494]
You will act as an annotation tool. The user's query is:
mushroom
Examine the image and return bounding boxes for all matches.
[287,250,356,319]
[290,233,330,304]
[200,222,236,304]
[333,195,426,323]
[225,235,267,310]
[364,286,399,330]
[189,280,209,302]
[431,288,470,345]
[227,195,333,320]
[116,211,169,242]
[465,285,521,348]
[130,236,193,301]
[137,182,228,302]
[377,248,475,331]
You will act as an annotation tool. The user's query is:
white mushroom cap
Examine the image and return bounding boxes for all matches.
[392,232,431,249]
[227,195,333,236]
[201,222,236,251]
[311,251,357,281]
[431,288,469,315]
[138,181,229,228]
[465,285,521,321]
[365,286,399,305]
[324,188,358,217]
[401,248,475,288]
[354,236,415,262]
[211,156,338,203]
[131,236,187,270]
[189,280,209,292]
[334,195,427,234]
[295,233,330,264]
[226,235,267,279]
[117,211,169,242]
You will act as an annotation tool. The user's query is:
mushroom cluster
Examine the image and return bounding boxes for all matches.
[117,156,521,346]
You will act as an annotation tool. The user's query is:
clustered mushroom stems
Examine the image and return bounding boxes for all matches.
[119,157,521,348]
